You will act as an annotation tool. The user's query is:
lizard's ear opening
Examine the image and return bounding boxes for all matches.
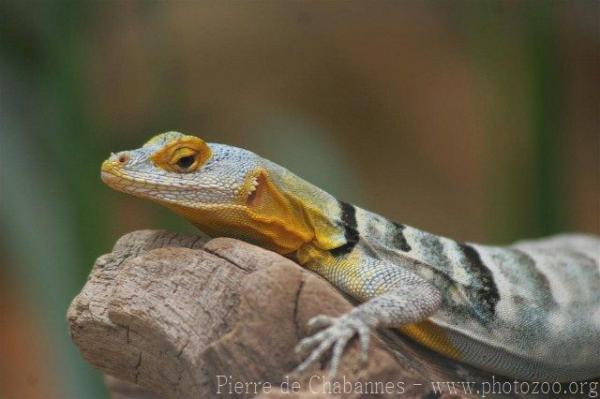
[245,172,267,207]
[151,136,212,173]
[242,169,287,209]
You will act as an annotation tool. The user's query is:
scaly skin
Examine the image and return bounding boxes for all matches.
[102,132,600,381]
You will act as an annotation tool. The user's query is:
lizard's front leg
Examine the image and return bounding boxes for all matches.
[294,254,441,377]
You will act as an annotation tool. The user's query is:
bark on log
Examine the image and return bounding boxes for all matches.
[68,230,486,399]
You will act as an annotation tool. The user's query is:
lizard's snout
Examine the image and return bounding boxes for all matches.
[100,160,120,185]
[102,152,130,172]
[101,152,131,186]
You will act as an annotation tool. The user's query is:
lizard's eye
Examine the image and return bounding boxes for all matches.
[151,135,212,173]
[176,155,196,170]
[171,149,200,172]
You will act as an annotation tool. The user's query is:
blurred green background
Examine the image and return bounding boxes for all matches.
[0,1,598,398]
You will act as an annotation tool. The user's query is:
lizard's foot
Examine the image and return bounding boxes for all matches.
[293,313,372,377]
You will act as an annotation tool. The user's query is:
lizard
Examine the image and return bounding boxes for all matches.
[101,131,600,382]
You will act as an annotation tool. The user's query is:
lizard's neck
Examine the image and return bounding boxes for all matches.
[166,165,350,256]
[293,201,426,267]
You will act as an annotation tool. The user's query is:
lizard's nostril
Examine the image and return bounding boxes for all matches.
[118,154,130,164]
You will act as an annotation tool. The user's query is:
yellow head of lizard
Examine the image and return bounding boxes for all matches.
[101,132,345,255]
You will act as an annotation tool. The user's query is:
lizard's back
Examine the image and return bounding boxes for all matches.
[422,233,600,381]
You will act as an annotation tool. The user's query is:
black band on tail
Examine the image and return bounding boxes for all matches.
[392,222,412,252]
[459,243,500,322]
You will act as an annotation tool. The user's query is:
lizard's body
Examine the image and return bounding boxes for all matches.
[102,132,600,381]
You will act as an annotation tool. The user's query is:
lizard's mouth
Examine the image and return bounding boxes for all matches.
[101,160,125,188]
[101,160,146,194]
[101,170,120,185]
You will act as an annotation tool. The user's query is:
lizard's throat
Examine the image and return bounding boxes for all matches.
[164,180,316,255]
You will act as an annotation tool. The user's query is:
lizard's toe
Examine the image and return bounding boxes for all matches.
[294,329,329,354]
[307,314,335,329]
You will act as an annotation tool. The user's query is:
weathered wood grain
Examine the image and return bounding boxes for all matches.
[68,230,484,399]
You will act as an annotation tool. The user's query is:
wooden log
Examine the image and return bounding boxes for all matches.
[68,230,484,399]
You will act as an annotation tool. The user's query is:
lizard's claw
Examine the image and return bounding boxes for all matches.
[293,313,372,378]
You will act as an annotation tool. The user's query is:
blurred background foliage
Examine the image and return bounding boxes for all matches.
[0,1,598,398]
